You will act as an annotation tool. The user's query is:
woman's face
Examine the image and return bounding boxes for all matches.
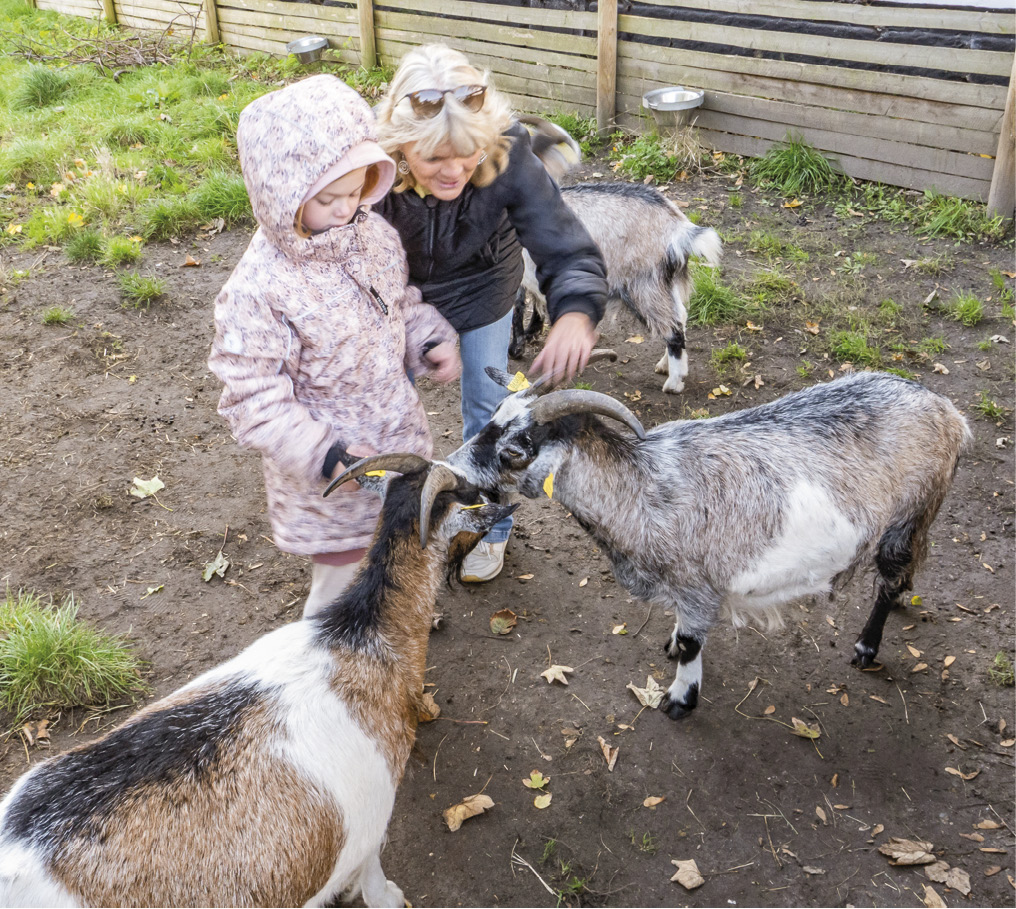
[402,141,484,201]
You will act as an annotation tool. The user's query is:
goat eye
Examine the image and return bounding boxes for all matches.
[504,446,525,460]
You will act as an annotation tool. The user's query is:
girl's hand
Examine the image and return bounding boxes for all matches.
[424,341,462,383]
[531,312,598,385]
[329,442,376,489]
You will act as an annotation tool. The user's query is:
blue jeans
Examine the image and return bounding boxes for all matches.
[459,309,514,544]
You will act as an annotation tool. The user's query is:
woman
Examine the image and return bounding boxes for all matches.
[375,44,608,582]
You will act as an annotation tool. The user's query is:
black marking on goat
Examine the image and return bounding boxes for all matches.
[563,182,671,209]
[660,683,698,719]
[4,682,263,849]
[666,327,685,360]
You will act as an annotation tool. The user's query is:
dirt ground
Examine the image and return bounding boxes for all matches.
[1,163,1014,908]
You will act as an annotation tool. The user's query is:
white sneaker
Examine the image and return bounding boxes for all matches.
[460,540,507,583]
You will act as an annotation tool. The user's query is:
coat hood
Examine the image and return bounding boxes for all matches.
[236,75,394,254]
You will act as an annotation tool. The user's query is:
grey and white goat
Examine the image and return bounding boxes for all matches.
[0,461,513,908]
[445,371,970,720]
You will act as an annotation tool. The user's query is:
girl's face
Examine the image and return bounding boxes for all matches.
[402,142,483,201]
[301,166,369,233]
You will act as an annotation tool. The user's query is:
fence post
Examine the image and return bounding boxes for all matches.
[357,0,376,70]
[987,54,1015,220]
[596,0,617,135]
[100,0,117,24]
[203,0,220,45]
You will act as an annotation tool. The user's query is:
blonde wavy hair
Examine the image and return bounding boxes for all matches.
[375,44,515,193]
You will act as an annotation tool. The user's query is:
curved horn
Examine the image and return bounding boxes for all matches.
[529,390,646,440]
[587,348,618,364]
[324,452,432,497]
[419,463,461,548]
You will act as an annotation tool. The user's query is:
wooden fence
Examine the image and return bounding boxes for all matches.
[30,0,1016,210]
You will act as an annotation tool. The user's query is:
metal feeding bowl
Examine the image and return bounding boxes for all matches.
[286,35,329,64]
[642,86,705,129]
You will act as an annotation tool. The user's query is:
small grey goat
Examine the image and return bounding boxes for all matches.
[512,118,722,394]
[0,460,512,907]
[444,371,970,720]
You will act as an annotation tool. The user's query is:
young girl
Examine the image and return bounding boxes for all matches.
[209,75,460,617]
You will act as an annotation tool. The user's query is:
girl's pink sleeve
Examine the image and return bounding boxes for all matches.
[401,283,458,377]
[208,284,333,483]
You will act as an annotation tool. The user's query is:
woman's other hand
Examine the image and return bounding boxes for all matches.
[424,340,462,383]
[531,312,598,385]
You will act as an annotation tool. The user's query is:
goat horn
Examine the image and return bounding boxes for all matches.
[419,463,461,548]
[529,390,646,439]
[324,452,432,497]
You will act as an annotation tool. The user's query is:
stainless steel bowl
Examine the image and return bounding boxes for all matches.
[286,36,329,65]
[642,86,705,129]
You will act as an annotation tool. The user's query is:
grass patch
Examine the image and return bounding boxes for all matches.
[546,112,605,157]
[988,652,1015,687]
[973,391,1006,421]
[610,133,677,183]
[990,268,1014,306]
[41,304,74,324]
[745,271,798,306]
[948,291,984,327]
[0,589,147,726]
[687,265,746,325]
[191,170,251,224]
[750,133,844,197]
[710,341,748,374]
[829,330,881,367]
[916,191,1007,243]
[138,195,203,239]
[65,227,103,263]
[101,234,143,267]
[118,271,165,308]
[746,230,809,265]
[11,63,72,110]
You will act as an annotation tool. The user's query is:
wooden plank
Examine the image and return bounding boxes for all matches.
[620,0,1013,36]
[597,0,617,133]
[375,30,594,76]
[118,0,203,21]
[217,0,356,26]
[39,0,101,13]
[618,12,1012,78]
[987,54,1016,218]
[504,91,596,119]
[618,71,1000,156]
[218,19,359,52]
[203,0,219,44]
[219,24,359,62]
[391,0,596,33]
[356,0,375,69]
[619,39,1009,111]
[216,5,356,39]
[375,9,597,57]
[618,53,1005,135]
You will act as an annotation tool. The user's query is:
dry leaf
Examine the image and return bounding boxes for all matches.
[872,824,885,837]
[944,655,956,667]
[913,662,928,672]
[541,665,574,685]
[533,792,552,809]
[181,255,201,267]
[922,884,947,908]
[802,866,826,875]
[870,695,889,705]
[834,804,850,810]
[840,692,849,707]
[489,608,517,635]
[130,476,165,499]
[625,335,644,344]
[35,719,50,741]
[984,866,1001,876]
[815,805,827,824]
[804,320,821,335]
[926,861,971,896]
[907,644,922,658]
[597,735,619,771]
[933,363,949,375]
[516,573,534,580]
[973,819,1001,830]
[417,691,441,723]
[612,623,628,635]
[831,773,838,787]
[627,676,664,709]
[944,766,979,781]
[578,577,588,587]
[20,724,34,746]
[670,858,704,890]
[783,199,803,208]
[763,705,776,715]
[790,716,821,739]
[879,837,937,865]
[746,321,763,331]
[523,770,550,790]
[959,833,984,843]
[443,794,494,831]
[643,796,665,808]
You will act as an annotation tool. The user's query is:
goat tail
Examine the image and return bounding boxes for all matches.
[666,220,723,274]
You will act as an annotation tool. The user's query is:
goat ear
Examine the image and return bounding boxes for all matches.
[484,366,516,389]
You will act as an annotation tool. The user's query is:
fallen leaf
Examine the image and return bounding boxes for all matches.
[870,695,889,705]
[612,623,628,635]
[764,704,776,715]
[533,792,552,809]
[35,719,50,741]
[710,384,731,397]
[783,199,803,208]
[541,665,574,685]
[202,550,229,582]
[907,644,922,658]
[922,884,947,908]
[974,819,1001,830]
[417,691,441,722]
[804,320,821,335]
[20,724,34,746]
[627,676,664,709]
[840,692,849,707]
[130,476,165,498]
[933,363,950,375]
[625,335,644,344]
[926,861,971,896]
[945,766,979,781]
[944,656,955,667]
[831,773,839,787]
[834,804,850,810]
[670,858,704,890]
[597,735,619,771]
[443,793,493,831]
[180,255,200,267]
[746,321,763,331]
[912,662,928,672]
[523,770,550,790]
[815,805,827,824]
[516,573,534,581]
[802,866,826,875]
[578,577,588,587]
[980,847,1008,854]
[946,734,965,748]
[960,833,984,843]
[872,824,885,836]
[879,837,937,865]
[985,866,1002,876]
[489,608,517,635]
[791,716,821,739]
[643,796,665,808]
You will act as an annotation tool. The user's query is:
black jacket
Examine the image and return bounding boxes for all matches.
[376,121,607,334]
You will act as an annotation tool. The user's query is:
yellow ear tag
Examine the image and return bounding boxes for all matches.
[507,372,531,392]
[460,503,485,510]
[543,472,554,499]
[365,470,387,477]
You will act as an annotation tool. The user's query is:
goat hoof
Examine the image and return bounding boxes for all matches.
[431,613,444,632]
[851,641,878,668]
[660,693,696,720]
[662,377,685,395]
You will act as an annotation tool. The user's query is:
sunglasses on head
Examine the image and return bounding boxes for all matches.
[401,85,487,118]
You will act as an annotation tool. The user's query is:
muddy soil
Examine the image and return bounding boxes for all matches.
[1,165,1013,908]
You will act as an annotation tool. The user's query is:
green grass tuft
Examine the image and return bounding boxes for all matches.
[118,271,165,308]
[11,64,72,110]
[988,652,1015,687]
[138,196,202,240]
[688,265,745,325]
[750,133,844,197]
[191,170,251,224]
[101,235,143,267]
[41,304,74,325]
[611,133,676,183]
[65,228,103,263]
[829,330,881,367]
[0,589,147,726]
[973,391,1005,421]
[948,291,983,327]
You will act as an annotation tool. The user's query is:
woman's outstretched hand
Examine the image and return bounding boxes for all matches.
[531,311,598,385]
[424,340,462,383]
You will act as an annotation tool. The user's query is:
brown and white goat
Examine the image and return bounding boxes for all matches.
[0,460,513,908]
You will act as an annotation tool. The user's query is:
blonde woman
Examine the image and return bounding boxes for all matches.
[375,44,608,582]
